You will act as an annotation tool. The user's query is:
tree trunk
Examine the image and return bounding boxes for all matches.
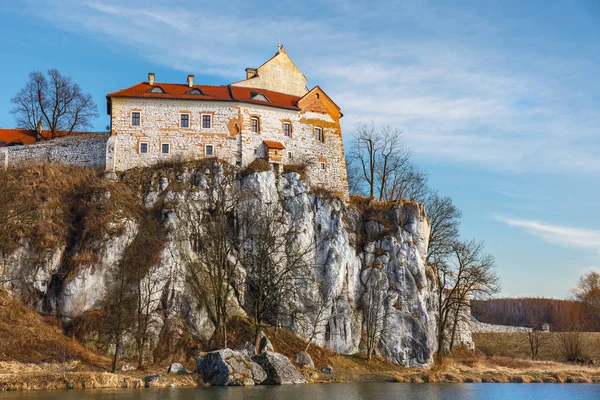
[112,340,121,373]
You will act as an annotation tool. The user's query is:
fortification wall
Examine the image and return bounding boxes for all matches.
[1,133,109,170]
[470,321,532,333]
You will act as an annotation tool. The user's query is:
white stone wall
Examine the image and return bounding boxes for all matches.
[109,98,348,196]
[1,133,109,170]
[470,321,532,333]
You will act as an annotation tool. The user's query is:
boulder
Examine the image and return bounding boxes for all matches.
[168,362,186,374]
[252,351,306,384]
[120,364,135,372]
[144,374,160,387]
[233,341,257,357]
[258,335,274,353]
[196,349,266,386]
[295,351,315,369]
[319,365,334,374]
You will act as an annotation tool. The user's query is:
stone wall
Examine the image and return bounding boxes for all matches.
[108,97,348,197]
[1,133,109,170]
[470,321,532,333]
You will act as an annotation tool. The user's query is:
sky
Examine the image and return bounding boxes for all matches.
[0,0,598,298]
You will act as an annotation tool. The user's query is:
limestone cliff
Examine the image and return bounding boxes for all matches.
[1,163,437,367]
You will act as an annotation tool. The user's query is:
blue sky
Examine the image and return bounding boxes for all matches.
[0,0,598,298]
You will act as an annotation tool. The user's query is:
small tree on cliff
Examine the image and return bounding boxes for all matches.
[178,162,246,349]
[239,199,314,352]
[347,122,427,201]
[361,269,389,361]
[10,69,98,137]
[435,239,499,363]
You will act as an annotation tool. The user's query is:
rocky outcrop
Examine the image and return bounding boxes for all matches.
[0,164,438,368]
[295,351,314,369]
[252,352,306,384]
[196,349,266,386]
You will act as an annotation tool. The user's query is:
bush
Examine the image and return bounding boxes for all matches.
[241,158,271,177]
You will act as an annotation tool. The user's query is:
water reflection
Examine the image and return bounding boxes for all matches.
[1,382,599,400]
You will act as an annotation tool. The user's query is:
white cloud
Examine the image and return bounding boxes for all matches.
[495,215,600,254]
[22,0,600,175]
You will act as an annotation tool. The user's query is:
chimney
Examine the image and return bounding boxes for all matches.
[148,73,155,86]
[35,119,43,142]
[187,74,194,88]
[245,68,258,79]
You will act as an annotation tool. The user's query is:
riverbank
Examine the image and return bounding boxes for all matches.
[2,354,600,391]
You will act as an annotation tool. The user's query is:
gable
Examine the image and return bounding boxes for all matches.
[298,86,342,121]
[231,46,308,97]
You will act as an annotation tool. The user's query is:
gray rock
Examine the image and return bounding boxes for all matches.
[252,351,306,384]
[196,349,266,386]
[258,334,274,353]
[295,351,314,369]
[167,362,186,374]
[144,374,160,387]
[234,341,257,357]
[319,365,334,374]
[120,364,135,372]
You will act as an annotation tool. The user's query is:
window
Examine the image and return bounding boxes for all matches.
[254,148,258,155]
[321,162,326,170]
[288,152,292,159]
[181,113,190,128]
[251,117,259,133]
[250,92,270,102]
[315,127,324,142]
[161,143,170,154]
[202,114,212,129]
[139,142,149,154]
[186,88,205,95]
[131,112,141,126]
[283,122,292,137]
[149,86,165,94]
[205,144,214,157]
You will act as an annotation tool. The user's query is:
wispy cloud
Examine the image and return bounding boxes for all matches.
[495,215,600,254]
[21,0,600,175]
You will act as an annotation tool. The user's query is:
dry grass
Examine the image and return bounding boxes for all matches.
[473,332,600,362]
[0,289,108,368]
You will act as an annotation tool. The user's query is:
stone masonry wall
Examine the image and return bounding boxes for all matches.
[470,321,532,333]
[109,97,348,196]
[1,133,109,170]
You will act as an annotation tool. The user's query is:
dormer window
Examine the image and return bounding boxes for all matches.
[148,86,165,94]
[250,92,270,102]
[186,88,205,95]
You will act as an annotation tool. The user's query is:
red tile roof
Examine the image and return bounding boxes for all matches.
[107,82,302,111]
[263,140,286,150]
[0,129,89,147]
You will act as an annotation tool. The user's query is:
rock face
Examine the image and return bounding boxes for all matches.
[252,352,306,384]
[258,335,274,354]
[196,349,266,386]
[0,165,437,368]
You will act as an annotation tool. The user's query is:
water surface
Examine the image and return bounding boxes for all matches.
[1,382,599,400]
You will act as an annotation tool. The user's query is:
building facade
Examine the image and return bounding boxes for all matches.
[106,46,348,196]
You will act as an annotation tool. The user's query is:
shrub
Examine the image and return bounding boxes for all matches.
[241,158,271,177]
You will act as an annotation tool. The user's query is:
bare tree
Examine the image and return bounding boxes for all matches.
[10,69,98,137]
[361,268,388,361]
[573,271,600,330]
[435,240,500,362]
[525,329,548,360]
[348,122,428,202]
[424,191,462,265]
[178,162,245,349]
[239,199,313,352]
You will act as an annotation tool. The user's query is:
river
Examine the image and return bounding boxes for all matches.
[1,382,600,400]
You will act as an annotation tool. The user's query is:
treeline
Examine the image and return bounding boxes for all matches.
[471,298,598,332]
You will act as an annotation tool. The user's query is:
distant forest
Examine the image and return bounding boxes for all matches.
[471,298,598,332]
